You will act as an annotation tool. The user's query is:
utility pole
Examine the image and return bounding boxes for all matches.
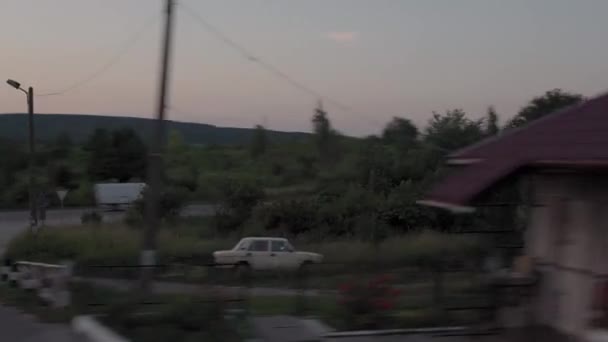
[140,0,175,291]
[27,87,37,232]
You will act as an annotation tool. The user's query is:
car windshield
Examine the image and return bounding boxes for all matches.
[233,240,248,250]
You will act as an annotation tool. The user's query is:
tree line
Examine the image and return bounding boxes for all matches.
[0,88,584,241]
[214,89,584,240]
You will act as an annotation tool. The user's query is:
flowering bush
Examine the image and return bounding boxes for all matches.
[338,274,401,329]
[592,280,608,328]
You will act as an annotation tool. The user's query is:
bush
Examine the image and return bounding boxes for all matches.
[213,178,265,233]
[338,274,401,329]
[252,198,318,236]
[64,182,95,207]
[81,211,102,224]
[125,186,188,226]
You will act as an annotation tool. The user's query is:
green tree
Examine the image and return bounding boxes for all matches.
[214,179,265,233]
[250,124,267,158]
[84,128,113,181]
[51,132,73,159]
[312,102,333,160]
[507,89,584,128]
[110,128,147,182]
[485,106,499,136]
[424,109,484,152]
[354,141,395,194]
[382,117,419,148]
[166,130,197,191]
[84,128,147,182]
[51,163,75,189]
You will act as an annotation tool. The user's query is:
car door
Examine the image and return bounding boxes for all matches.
[247,239,272,270]
[271,240,299,270]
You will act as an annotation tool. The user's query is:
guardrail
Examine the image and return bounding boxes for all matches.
[1,259,72,308]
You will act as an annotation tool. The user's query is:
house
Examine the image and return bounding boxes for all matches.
[418,92,608,340]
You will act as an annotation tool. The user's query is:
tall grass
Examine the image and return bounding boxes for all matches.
[5,224,487,274]
[5,224,232,267]
[300,231,486,267]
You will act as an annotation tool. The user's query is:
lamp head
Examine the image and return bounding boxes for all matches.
[6,79,21,89]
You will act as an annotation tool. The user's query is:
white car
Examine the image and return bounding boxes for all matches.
[213,237,323,271]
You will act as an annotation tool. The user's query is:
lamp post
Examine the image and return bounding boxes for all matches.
[6,79,36,231]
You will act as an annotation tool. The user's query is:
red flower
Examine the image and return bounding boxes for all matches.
[371,298,393,311]
[339,283,353,293]
[377,274,394,283]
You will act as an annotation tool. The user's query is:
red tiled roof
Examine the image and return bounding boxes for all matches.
[419,91,608,211]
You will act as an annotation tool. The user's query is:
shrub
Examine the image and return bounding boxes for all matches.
[125,186,188,226]
[213,178,265,233]
[64,182,95,207]
[81,211,102,224]
[252,198,318,236]
[338,274,401,329]
[104,295,238,342]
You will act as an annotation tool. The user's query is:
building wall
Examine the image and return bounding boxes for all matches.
[527,172,608,336]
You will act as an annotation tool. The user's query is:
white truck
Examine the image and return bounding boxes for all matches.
[213,237,323,271]
[94,183,146,211]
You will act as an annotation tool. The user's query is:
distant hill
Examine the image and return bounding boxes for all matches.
[0,113,309,145]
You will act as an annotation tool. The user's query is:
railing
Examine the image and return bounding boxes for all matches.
[1,259,72,308]
[68,261,499,325]
[0,257,541,334]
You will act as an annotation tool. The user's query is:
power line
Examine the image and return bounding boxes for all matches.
[36,15,160,97]
[178,2,380,127]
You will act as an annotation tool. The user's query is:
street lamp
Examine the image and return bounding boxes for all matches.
[6,79,37,231]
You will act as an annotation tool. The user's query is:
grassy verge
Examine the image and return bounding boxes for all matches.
[5,223,486,270]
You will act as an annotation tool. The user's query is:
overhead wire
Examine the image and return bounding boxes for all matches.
[178,1,381,127]
[36,14,160,97]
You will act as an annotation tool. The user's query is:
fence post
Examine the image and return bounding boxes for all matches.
[1,259,11,282]
[240,265,251,316]
[432,263,446,323]
[8,262,18,288]
[294,264,308,316]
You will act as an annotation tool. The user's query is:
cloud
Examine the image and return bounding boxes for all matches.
[326,31,358,44]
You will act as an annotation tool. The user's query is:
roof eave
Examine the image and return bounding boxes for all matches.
[447,158,483,165]
[416,200,476,213]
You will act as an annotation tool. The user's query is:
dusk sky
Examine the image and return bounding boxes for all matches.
[3,0,608,136]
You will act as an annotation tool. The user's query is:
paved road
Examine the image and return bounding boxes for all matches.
[0,306,82,342]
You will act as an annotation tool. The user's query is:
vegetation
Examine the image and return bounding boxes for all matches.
[338,274,402,329]
[0,88,582,336]
[0,282,241,341]
[0,88,584,258]
[0,270,487,332]
[5,224,484,273]
[507,89,584,128]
